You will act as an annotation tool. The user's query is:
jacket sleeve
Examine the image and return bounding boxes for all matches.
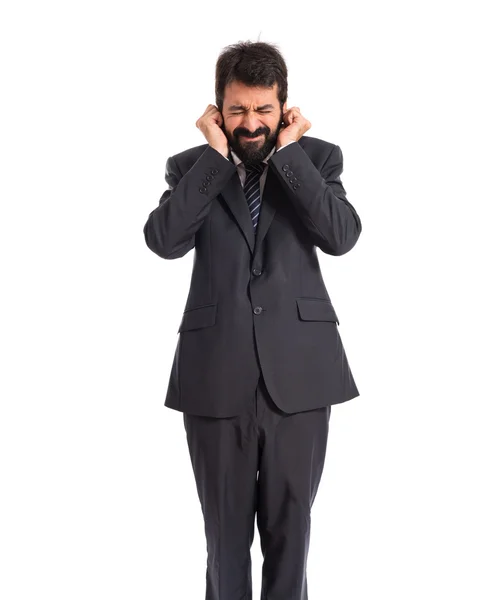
[143,145,237,259]
[269,142,362,256]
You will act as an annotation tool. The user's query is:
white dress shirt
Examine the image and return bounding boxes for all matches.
[224,140,296,193]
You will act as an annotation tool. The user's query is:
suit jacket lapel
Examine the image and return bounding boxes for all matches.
[254,166,277,256]
[219,166,256,255]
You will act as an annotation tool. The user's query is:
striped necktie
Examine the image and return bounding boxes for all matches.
[243,161,265,230]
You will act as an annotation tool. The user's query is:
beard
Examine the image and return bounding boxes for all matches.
[221,109,285,168]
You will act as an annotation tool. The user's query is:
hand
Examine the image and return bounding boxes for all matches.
[276,107,312,150]
[196,104,229,157]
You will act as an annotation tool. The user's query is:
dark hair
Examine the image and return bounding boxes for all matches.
[215,41,288,112]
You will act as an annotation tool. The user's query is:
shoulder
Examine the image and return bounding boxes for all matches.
[298,134,340,152]
[171,143,209,163]
[298,135,340,158]
[165,143,211,175]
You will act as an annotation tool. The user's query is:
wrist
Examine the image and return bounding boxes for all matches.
[211,145,229,158]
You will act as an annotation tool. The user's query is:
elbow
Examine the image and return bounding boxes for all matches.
[319,220,362,256]
[143,220,194,260]
[143,219,169,258]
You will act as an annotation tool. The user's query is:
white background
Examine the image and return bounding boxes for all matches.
[1,1,497,598]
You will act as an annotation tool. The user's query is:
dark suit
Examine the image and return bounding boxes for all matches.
[143,135,361,418]
[143,135,362,599]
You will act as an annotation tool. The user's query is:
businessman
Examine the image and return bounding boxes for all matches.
[143,40,362,600]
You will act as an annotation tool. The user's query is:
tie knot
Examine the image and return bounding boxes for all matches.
[245,161,265,175]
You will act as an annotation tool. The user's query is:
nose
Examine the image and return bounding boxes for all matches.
[240,115,262,136]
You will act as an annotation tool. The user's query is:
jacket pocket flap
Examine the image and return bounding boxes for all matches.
[178,303,217,332]
[296,298,339,324]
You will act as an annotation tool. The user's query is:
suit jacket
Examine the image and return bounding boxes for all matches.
[143,135,362,417]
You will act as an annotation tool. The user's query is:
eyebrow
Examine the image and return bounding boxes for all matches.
[228,104,275,111]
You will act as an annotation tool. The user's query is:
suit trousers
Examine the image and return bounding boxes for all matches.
[183,371,332,600]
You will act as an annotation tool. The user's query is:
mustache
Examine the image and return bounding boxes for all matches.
[235,129,269,138]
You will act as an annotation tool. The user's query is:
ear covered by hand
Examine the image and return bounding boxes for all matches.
[276,107,312,150]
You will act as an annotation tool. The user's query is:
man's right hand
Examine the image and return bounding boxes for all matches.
[196,104,229,158]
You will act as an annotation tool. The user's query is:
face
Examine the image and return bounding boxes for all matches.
[220,81,287,168]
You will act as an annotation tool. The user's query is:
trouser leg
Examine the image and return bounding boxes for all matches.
[183,393,259,600]
[255,376,331,600]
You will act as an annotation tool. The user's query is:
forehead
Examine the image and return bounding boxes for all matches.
[224,81,278,108]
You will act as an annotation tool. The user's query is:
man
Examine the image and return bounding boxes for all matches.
[143,41,361,600]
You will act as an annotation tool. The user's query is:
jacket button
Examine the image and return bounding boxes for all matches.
[211,168,219,174]
[282,164,289,171]
[293,183,301,190]
[252,268,262,276]
[199,187,207,194]
[253,306,263,314]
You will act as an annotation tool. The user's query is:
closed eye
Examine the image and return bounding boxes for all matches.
[232,111,272,115]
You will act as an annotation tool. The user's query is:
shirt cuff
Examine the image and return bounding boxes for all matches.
[277,140,296,152]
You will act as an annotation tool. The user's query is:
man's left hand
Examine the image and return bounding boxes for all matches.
[276,107,312,150]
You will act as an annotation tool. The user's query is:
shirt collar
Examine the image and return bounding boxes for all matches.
[230,144,277,167]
